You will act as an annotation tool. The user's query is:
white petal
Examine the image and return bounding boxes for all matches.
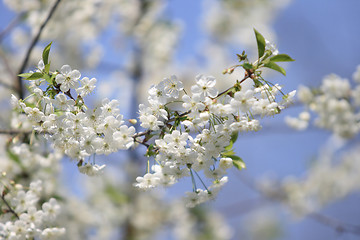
[60,65,72,75]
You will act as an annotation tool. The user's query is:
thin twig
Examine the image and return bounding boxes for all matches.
[219,197,268,218]
[1,194,19,219]
[0,13,25,43]
[235,173,360,236]
[0,129,30,135]
[214,75,250,100]
[17,0,62,99]
[0,79,17,91]
[309,212,360,236]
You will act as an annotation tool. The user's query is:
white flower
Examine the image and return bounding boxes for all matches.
[9,220,27,237]
[285,116,309,131]
[148,81,168,104]
[140,114,164,130]
[191,75,218,98]
[42,198,61,221]
[55,65,81,92]
[352,64,360,83]
[230,89,255,114]
[37,59,44,71]
[134,173,161,189]
[265,39,279,55]
[219,157,233,170]
[100,98,121,117]
[113,125,135,149]
[19,207,43,227]
[320,74,351,98]
[78,163,106,176]
[162,130,188,148]
[162,75,184,98]
[52,93,75,110]
[182,94,205,117]
[76,77,97,97]
[298,85,313,104]
[41,227,66,239]
[24,107,44,122]
[183,189,210,208]
[12,190,38,212]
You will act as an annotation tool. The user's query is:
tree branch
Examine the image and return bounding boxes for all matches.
[0,13,25,43]
[17,0,62,99]
[0,129,31,135]
[234,173,360,236]
[1,194,19,219]
[309,212,360,236]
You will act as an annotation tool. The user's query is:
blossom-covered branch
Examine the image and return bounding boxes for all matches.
[16,30,295,207]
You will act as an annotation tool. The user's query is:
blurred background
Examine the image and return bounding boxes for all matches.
[1,0,360,239]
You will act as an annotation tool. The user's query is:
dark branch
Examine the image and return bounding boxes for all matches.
[0,13,25,43]
[1,194,19,219]
[0,129,31,135]
[235,174,360,236]
[17,0,62,99]
[309,212,360,236]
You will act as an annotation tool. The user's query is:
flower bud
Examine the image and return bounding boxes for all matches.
[129,119,137,124]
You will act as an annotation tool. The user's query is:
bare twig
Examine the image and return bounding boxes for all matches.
[234,173,360,236]
[0,49,17,87]
[309,212,360,236]
[17,0,62,99]
[0,129,30,135]
[0,79,17,91]
[219,197,268,218]
[1,194,19,219]
[0,13,25,43]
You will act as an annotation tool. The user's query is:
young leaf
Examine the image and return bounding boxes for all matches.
[43,74,52,84]
[42,42,52,65]
[18,73,33,79]
[26,72,44,80]
[242,63,253,70]
[224,141,233,151]
[229,155,246,170]
[6,149,23,168]
[222,149,236,157]
[230,131,238,143]
[254,28,266,59]
[270,54,295,62]
[263,62,286,76]
[44,63,51,74]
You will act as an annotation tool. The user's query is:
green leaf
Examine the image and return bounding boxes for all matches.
[254,28,266,59]
[229,155,246,170]
[43,74,52,84]
[18,73,33,79]
[224,141,233,151]
[230,131,238,143]
[26,72,44,80]
[145,144,156,157]
[222,149,236,157]
[6,149,23,168]
[42,42,52,65]
[44,63,51,74]
[263,62,286,76]
[269,54,295,62]
[242,63,253,70]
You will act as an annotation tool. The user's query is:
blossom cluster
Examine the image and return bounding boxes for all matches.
[285,66,360,138]
[17,30,294,207]
[135,71,295,206]
[0,179,64,239]
[15,61,135,174]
